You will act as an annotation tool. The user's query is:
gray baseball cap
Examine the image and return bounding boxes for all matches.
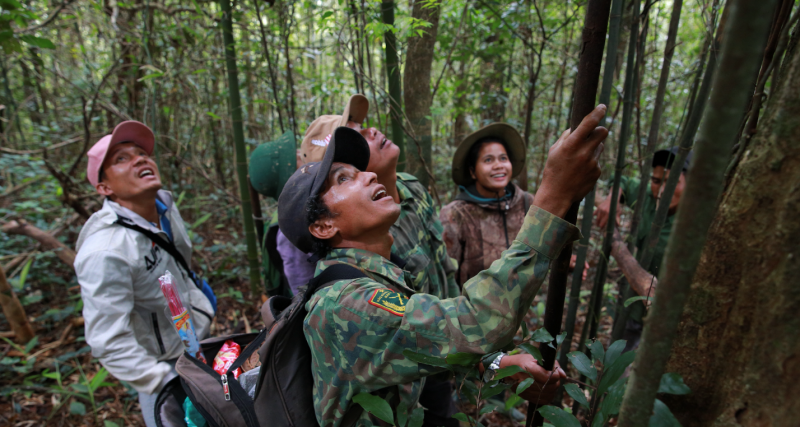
[277,127,370,254]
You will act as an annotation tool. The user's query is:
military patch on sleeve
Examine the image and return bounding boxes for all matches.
[368,289,408,316]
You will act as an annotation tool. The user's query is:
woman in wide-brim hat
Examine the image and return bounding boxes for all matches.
[439,123,535,285]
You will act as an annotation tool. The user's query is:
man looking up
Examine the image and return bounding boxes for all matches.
[279,105,608,426]
[300,96,460,424]
[594,146,692,349]
[74,121,215,427]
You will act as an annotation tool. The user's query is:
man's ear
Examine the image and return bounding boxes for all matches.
[469,167,476,180]
[95,182,115,198]
[309,217,338,241]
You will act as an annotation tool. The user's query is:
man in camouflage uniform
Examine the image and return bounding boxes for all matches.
[278,106,609,426]
[300,96,459,424]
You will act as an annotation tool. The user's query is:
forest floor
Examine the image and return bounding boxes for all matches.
[0,213,621,427]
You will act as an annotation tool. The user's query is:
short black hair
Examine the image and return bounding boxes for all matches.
[467,137,512,174]
[305,193,336,257]
[98,168,105,183]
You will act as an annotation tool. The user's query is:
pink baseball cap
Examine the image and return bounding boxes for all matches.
[86,121,155,187]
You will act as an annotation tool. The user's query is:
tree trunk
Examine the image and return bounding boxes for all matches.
[662,11,800,427]
[381,0,405,166]
[531,0,613,424]
[403,0,440,188]
[616,0,778,424]
[219,0,262,293]
[0,267,34,344]
[1,220,76,268]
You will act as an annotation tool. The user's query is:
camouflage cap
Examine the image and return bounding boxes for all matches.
[299,94,369,164]
[278,127,370,253]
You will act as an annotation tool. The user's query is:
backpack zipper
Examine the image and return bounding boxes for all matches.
[221,373,231,401]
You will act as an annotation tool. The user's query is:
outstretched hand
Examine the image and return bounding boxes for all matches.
[534,105,608,218]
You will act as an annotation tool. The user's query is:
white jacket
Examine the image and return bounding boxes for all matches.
[74,190,213,395]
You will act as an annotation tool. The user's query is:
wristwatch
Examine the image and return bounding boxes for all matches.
[483,353,506,383]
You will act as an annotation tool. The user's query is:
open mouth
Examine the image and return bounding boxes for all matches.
[372,187,388,201]
[380,137,387,149]
[139,168,155,178]
[490,173,507,180]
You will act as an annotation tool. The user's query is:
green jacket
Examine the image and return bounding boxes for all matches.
[303,207,580,426]
[390,173,460,299]
[619,176,676,322]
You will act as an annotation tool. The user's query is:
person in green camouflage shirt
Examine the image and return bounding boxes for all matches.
[594,146,692,350]
[301,96,460,425]
[278,106,609,426]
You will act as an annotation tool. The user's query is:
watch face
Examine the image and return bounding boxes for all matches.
[484,370,496,383]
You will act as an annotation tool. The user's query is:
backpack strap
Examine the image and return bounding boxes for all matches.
[115,216,202,290]
[301,263,367,303]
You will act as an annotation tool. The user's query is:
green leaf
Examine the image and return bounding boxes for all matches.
[531,328,555,343]
[69,401,86,415]
[600,376,627,415]
[505,393,522,410]
[104,421,121,427]
[0,0,22,10]
[481,381,510,400]
[89,367,109,392]
[649,399,681,427]
[519,342,543,361]
[567,352,597,381]
[597,350,636,394]
[138,72,164,81]
[19,35,55,49]
[516,377,534,395]
[590,340,605,362]
[206,111,222,120]
[479,403,499,415]
[604,340,626,367]
[42,369,61,381]
[191,213,212,229]
[408,407,424,427]
[591,410,606,427]
[625,296,652,307]
[446,352,482,366]
[396,401,408,427]
[402,349,448,368]
[17,258,33,289]
[352,393,394,425]
[537,405,581,427]
[556,331,567,346]
[658,372,690,395]
[321,10,334,19]
[24,336,38,354]
[563,383,588,408]
[452,412,471,422]
[493,365,526,381]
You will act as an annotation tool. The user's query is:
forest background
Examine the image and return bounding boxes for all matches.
[0,0,796,425]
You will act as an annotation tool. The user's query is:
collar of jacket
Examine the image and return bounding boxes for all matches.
[321,248,416,295]
[456,184,516,206]
[100,189,174,233]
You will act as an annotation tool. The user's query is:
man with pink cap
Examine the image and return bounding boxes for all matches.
[74,121,215,426]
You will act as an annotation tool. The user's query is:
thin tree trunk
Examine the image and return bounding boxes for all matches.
[586,0,639,343]
[0,267,34,344]
[559,0,625,379]
[253,0,286,134]
[616,0,778,423]
[611,0,684,342]
[403,0,440,188]
[219,0,262,293]
[381,0,405,166]
[530,0,613,425]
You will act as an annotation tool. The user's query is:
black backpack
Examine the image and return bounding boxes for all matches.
[155,264,367,427]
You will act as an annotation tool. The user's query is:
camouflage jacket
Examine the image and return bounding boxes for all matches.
[439,184,535,285]
[390,173,460,299]
[303,206,579,426]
